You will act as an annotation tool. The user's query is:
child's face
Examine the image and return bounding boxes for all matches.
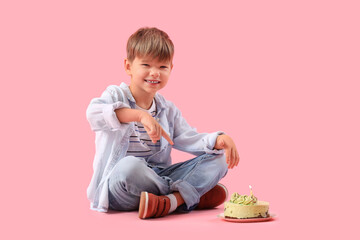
[125,56,173,96]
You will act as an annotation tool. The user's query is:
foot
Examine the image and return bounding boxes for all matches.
[138,192,171,219]
[196,183,228,210]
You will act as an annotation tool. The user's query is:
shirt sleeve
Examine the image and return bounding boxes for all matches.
[171,104,225,155]
[86,86,131,132]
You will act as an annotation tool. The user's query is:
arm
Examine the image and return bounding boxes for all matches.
[115,108,144,123]
[170,103,224,155]
[86,86,131,132]
[115,108,174,145]
[86,87,173,144]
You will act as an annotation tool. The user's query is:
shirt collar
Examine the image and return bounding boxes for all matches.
[119,82,166,110]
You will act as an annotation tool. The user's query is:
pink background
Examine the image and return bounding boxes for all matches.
[1,0,359,239]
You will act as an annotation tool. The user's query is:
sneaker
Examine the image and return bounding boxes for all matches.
[195,183,228,210]
[138,191,171,219]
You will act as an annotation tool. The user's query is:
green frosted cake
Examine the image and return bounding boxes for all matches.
[224,192,269,219]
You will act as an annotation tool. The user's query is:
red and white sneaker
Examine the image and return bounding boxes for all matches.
[138,192,171,219]
[196,183,228,210]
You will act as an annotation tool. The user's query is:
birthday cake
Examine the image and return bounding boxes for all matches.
[224,191,269,219]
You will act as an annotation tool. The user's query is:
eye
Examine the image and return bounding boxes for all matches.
[142,64,149,67]
[160,66,168,69]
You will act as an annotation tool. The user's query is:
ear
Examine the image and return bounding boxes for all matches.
[124,58,132,76]
[170,63,174,71]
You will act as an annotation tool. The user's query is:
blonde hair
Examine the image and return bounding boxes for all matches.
[126,27,174,63]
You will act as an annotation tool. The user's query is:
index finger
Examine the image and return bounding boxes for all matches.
[161,130,174,145]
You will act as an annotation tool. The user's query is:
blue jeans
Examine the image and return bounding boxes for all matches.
[108,153,228,212]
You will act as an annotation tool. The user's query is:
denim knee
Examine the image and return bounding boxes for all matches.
[214,153,228,178]
[108,156,147,193]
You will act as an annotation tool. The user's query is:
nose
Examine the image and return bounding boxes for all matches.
[150,69,160,79]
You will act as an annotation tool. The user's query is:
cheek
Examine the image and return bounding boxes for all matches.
[136,70,147,78]
[161,71,170,79]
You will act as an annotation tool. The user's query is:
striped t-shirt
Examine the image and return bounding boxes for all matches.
[125,100,161,159]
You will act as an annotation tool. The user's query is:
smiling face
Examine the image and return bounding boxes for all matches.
[125,55,173,99]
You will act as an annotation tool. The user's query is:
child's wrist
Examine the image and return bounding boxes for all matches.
[214,134,225,149]
[137,110,149,122]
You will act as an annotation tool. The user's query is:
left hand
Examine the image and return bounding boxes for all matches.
[214,135,240,169]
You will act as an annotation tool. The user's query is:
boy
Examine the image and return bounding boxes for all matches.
[86,27,240,219]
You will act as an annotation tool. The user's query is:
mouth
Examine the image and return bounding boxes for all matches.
[144,79,161,84]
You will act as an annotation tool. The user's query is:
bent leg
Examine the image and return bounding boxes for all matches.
[108,156,173,211]
[157,153,228,211]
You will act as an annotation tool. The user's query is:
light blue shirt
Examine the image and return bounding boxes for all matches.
[86,82,224,212]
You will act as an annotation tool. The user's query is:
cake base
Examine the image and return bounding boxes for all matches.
[224,201,269,219]
[218,213,274,223]
[225,213,270,219]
